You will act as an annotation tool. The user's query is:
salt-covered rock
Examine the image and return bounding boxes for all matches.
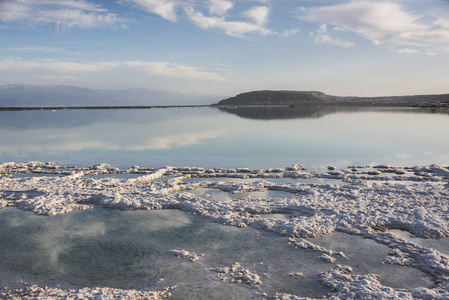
[320,253,336,263]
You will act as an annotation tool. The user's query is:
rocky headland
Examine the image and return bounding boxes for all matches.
[215,90,449,107]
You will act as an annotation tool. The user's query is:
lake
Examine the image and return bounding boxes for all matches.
[1,106,449,299]
[0,106,448,170]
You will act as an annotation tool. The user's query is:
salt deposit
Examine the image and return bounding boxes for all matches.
[211,262,262,286]
[0,284,174,299]
[169,249,203,262]
[1,162,449,299]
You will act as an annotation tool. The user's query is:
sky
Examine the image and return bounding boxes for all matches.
[1,0,449,97]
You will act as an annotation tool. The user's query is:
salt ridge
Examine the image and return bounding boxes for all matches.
[1,162,449,299]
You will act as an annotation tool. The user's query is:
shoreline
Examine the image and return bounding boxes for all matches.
[1,161,449,299]
[1,102,448,111]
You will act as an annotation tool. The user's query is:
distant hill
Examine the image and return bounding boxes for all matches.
[0,84,223,107]
[216,90,449,106]
[96,88,222,106]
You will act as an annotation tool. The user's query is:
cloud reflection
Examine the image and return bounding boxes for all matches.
[127,130,227,150]
[0,126,227,154]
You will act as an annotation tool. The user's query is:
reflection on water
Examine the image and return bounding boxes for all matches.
[188,188,293,202]
[219,106,449,120]
[0,107,448,169]
[0,208,333,299]
[219,106,334,120]
[311,232,434,289]
[0,208,435,298]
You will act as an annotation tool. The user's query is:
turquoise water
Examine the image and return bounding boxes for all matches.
[0,208,433,298]
[0,107,448,170]
[0,208,332,298]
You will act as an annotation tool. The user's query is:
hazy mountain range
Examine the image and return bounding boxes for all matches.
[0,84,224,107]
[2,85,448,108]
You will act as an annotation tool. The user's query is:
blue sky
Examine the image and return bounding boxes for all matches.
[1,0,449,97]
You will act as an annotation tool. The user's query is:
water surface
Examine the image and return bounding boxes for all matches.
[0,207,332,298]
[0,208,434,298]
[1,107,448,170]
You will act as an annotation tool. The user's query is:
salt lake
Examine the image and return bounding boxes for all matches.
[0,106,448,169]
[1,106,449,299]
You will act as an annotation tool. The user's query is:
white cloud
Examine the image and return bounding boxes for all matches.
[280,28,300,37]
[0,0,126,29]
[117,0,272,37]
[121,0,177,22]
[299,0,449,51]
[30,0,107,12]
[5,46,64,53]
[394,48,419,55]
[123,61,228,81]
[184,6,272,37]
[312,24,354,48]
[0,58,116,72]
[244,6,269,25]
[0,58,228,82]
[209,0,233,16]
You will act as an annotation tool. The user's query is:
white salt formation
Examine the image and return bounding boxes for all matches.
[211,262,262,286]
[1,162,449,299]
[0,284,174,299]
[169,249,202,262]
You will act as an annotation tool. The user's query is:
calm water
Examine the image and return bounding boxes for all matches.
[0,107,448,169]
[1,106,445,296]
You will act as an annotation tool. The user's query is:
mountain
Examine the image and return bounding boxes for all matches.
[217,91,333,106]
[0,84,113,107]
[216,90,449,106]
[96,88,221,106]
[0,84,223,107]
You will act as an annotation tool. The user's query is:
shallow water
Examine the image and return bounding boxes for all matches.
[311,232,434,289]
[390,229,449,256]
[0,208,435,298]
[0,208,332,298]
[187,188,293,202]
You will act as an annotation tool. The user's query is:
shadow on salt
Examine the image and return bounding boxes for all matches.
[0,207,333,299]
[184,177,345,185]
[311,232,434,289]
[187,188,293,202]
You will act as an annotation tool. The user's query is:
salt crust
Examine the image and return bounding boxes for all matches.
[1,162,449,299]
[211,262,262,286]
[169,249,203,262]
[0,284,174,299]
